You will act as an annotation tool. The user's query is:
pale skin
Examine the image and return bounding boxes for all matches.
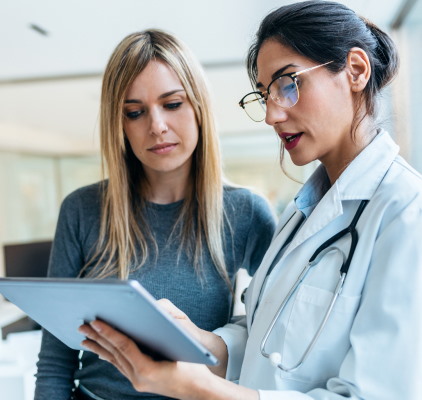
[259,40,374,184]
[123,59,199,204]
[79,43,374,399]
[79,300,257,400]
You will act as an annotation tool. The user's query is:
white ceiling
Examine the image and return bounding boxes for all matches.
[0,0,404,155]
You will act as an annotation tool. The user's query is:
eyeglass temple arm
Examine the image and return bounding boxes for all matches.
[293,60,334,78]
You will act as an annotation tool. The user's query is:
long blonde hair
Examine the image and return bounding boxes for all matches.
[83,30,228,285]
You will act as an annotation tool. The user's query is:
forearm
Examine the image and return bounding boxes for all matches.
[179,371,259,400]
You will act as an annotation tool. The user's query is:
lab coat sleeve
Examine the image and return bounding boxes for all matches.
[258,194,422,400]
[213,316,248,382]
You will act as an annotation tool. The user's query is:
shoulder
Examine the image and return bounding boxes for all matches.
[223,184,276,225]
[371,156,422,225]
[224,185,274,213]
[60,180,106,215]
[390,156,422,189]
[377,156,422,205]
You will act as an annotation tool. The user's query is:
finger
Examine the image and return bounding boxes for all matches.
[157,298,189,320]
[88,320,168,391]
[90,320,139,353]
[89,321,155,372]
[82,338,116,363]
[79,323,134,378]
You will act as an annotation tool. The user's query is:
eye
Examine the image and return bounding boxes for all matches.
[124,110,144,120]
[164,102,182,110]
[281,82,296,94]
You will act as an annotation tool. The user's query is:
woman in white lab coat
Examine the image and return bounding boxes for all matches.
[79,1,422,399]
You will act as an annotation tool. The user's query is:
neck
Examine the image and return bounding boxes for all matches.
[144,169,191,204]
[324,120,377,185]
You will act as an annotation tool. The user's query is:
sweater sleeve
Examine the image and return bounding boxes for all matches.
[34,192,86,400]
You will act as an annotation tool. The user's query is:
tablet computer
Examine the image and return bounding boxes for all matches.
[0,277,218,365]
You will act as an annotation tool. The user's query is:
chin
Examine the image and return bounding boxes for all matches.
[288,155,313,167]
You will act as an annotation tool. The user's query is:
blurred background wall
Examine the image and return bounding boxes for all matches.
[0,0,421,276]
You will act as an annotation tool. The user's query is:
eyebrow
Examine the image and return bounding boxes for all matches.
[125,89,185,104]
[256,64,299,89]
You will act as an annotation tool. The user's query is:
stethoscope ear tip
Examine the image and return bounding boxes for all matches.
[269,352,282,368]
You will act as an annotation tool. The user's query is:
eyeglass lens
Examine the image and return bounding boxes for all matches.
[241,93,267,122]
[271,76,298,108]
[242,76,299,122]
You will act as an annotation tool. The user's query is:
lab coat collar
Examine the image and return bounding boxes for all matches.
[294,130,399,211]
[335,130,399,200]
[288,130,399,251]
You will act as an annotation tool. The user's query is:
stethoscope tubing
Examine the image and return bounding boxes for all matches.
[259,200,369,371]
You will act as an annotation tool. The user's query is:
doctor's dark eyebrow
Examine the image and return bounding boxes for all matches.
[124,89,185,104]
[256,64,299,89]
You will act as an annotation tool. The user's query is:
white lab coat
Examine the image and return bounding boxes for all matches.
[215,131,422,399]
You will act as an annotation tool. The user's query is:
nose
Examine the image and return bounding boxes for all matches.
[149,108,168,136]
[265,97,288,127]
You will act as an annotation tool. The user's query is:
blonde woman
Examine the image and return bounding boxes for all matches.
[34,30,275,400]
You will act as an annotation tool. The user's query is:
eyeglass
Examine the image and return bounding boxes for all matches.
[239,61,333,122]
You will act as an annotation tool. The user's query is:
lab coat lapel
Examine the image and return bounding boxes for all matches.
[284,184,343,258]
[246,209,304,329]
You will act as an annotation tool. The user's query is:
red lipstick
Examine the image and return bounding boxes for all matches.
[278,132,303,151]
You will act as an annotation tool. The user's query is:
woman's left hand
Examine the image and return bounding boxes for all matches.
[79,320,212,398]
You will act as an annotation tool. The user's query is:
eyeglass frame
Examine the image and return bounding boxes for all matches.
[238,61,333,122]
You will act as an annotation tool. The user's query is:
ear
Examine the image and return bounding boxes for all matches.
[346,47,371,92]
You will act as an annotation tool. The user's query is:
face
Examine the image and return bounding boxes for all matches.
[123,60,199,182]
[256,40,356,177]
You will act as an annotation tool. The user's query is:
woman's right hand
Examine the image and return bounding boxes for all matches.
[156,298,228,377]
[79,320,257,400]
[156,298,203,342]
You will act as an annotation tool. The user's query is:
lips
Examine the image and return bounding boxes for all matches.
[278,132,303,151]
[148,142,178,154]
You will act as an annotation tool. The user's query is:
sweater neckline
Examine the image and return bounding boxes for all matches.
[145,198,184,210]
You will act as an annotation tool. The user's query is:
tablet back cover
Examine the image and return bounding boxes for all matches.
[0,278,218,365]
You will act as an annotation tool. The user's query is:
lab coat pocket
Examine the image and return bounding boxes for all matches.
[282,284,360,382]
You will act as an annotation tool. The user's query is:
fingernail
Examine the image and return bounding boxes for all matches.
[90,321,102,332]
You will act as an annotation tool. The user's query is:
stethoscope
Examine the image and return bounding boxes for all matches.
[259,199,369,372]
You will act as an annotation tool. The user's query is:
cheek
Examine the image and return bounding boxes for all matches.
[326,76,355,121]
[189,125,199,148]
[306,83,354,129]
[124,128,146,158]
[180,110,199,148]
